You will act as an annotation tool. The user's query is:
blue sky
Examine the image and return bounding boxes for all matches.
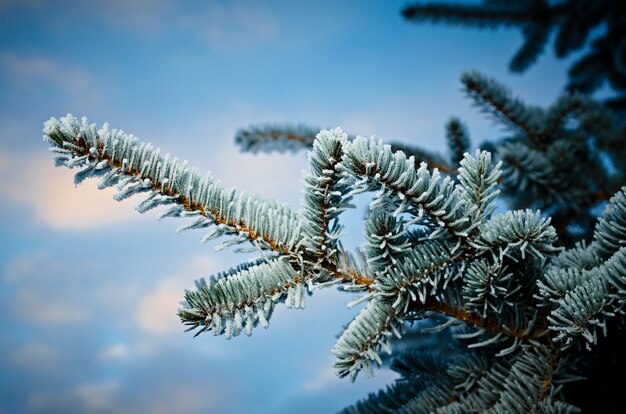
[0,1,580,413]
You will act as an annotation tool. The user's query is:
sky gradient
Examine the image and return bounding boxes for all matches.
[0,1,581,413]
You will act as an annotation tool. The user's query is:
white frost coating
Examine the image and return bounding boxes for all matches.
[43,114,305,254]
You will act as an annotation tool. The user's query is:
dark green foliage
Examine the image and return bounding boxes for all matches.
[343,345,580,414]
[402,0,626,103]
[445,118,471,166]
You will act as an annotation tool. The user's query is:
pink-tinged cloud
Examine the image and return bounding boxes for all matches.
[0,151,138,230]
[27,379,222,414]
[28,381,119,413]
[135,254,222,335]
[12,289,90,325]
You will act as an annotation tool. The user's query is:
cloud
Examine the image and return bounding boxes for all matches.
[0,1,280,49]
[0,151,138,230]
[26,379,220,414]
[102,1,281,48]
[28,381,119,413]
[127,383,219,414]
[0,53,104,108]
[210,144,306,207]
[2,251,60,282]
[176,3,280,48]
[12,289,90,325]
[97,343,129,362]
[165,107,309,209]
[8,342,59,370]
[135,254,222,335]
[301,366,338,393]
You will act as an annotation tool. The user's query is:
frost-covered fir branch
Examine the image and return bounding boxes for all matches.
[235,123,320,153]
[235,70,624,247]
[461,71,625,245]
[341,345,580,414]
[43,111,626,413]
[236,123,461,174]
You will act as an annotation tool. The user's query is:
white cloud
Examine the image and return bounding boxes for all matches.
[165,107,308,209]
[75,382,119,412]
[27,379,221,414]
[0,52,104,108]
[301,366,338,393]
[98,343,130,362]
[130,383,219,414]
[28,381,119,413]
[12,289,90,325]
[210,144,306,207]
[0,151,138,230]
[135,254,222,335]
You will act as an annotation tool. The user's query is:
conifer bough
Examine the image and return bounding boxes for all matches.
[42,101,626,412]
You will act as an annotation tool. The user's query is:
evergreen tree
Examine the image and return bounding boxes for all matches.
[40,2,625,412]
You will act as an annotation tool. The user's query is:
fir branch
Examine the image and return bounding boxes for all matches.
[419,299,545,343]
[179,257,303,339]
[457,149,501,221]
[469,209,560,261]
[235,123,459,175]
[235,123,319,153]
[547,274,611,348]
[461,71,545,145]
[343,136,476,237]
[339,378,429,414]
[301,128,353,262]
[402,0,622,99]
[486,346,560,413]
[332,299,403,380]
[44,115,372,293]
[44,115,304,255]
[593,186,626,258]
[375,239,457,310]
[538,187,626,348]
[363,209,412,274]
[566,50,608,94]
[541,94,585,139]
[553,3,601,58]
[401,2,545,27]
[462,259,511,318]
[510,22,551,73]
[550,241,602,271]
[445,117,471,166]
[388,141,456,174]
